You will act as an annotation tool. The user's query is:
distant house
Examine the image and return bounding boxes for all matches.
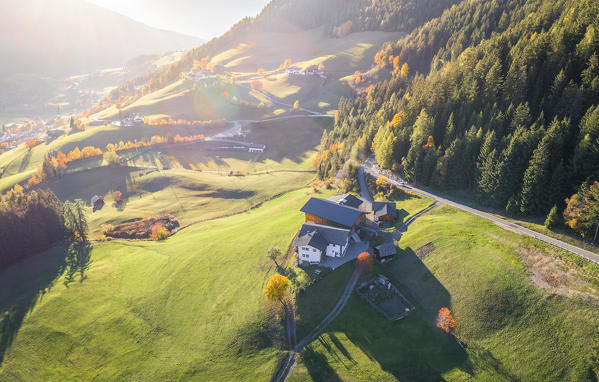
[248,143,266,153]
[285,66,302,76]
[304,64,319,75]
[91,195,104,211]
[297,222,351,265]
[374,243,397,262]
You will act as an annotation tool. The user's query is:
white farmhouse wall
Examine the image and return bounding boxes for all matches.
[298,245,322,263]
[325,237,349,258]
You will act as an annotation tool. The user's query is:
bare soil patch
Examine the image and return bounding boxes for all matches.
[516,246,599,302]
[415,242,436,259]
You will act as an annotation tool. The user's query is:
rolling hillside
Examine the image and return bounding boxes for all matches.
[2,0,599,380]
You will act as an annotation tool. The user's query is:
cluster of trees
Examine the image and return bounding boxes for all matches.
[5,132,210,197]
[563,181,599,240]
[146,116,226,127]
[255,0,458,36]
[313,136,345,179]
[320,0,599,240]
[25,139,39,149]
[0,189,88,270]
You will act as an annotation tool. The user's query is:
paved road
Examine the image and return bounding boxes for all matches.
[361,158,599,265]
[357,166,372,202]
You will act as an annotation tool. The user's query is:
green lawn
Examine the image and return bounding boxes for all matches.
[46,166,314,235]
[290,204,599,381]
[0,187,321,381]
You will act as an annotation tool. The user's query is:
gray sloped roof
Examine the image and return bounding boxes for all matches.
[298,222,350,248]
[296,228,327,252]
[331,194,363,208]
[329,194,373,212]
[375,243,397,257]
[301,197,363,227]
[373,202,397,218]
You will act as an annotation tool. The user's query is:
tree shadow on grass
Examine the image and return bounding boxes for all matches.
[63,242,92,286]
[300,345,343,382]
[0,242,92,365]
[17,149,32,173]
[293,249,472,380]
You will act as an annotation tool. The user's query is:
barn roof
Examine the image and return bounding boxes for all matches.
[300,197,363,227]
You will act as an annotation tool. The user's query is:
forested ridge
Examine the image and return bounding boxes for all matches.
[318,0,599,239]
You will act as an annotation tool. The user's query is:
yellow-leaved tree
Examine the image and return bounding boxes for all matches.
[264,274,290,304]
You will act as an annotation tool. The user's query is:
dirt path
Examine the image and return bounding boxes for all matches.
[272,268,361,382]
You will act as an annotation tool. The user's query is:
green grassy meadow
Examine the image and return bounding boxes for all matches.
[0,187,322,381]
[0,122,230,192]
[290,204,599,381]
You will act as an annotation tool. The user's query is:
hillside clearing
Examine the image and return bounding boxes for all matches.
[289,204,599,381]
[0,187,318,381]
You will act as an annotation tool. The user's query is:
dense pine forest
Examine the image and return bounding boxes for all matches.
[318,0,599,239]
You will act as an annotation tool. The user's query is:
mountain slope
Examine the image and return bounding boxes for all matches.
[318,0,599,225]
[0,0,202,77]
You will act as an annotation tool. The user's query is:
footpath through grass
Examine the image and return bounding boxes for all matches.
[0,187,321,381]
[290,204,599,381]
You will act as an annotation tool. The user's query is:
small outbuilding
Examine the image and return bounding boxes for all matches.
[374,243,397,262]
[91,195,104,211]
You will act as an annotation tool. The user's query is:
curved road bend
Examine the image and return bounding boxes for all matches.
[361,161,599,265]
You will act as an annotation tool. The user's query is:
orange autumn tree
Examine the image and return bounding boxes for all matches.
[356,252,373,273]
[150,222,169,240]
[113,190,122,203]
[25,139,38,149]
[436,307,456,333]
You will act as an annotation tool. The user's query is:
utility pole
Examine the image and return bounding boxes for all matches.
[593,221,599,244]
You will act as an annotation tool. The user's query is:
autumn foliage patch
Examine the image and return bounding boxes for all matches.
[436,307,456,333]
[356,252,373,273]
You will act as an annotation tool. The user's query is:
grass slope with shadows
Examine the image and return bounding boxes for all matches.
[0,187,324,381]
[289,204,599,381]
[0,242,92,365]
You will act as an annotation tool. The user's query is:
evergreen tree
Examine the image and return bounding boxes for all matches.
[520,119,566,215]
[544,205,560,228]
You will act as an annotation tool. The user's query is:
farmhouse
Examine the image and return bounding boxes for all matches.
[296,194,397,267]
[285,66,302,76]
[91,195,104,211]
[328,194,397,225]
[300,197,365,230]
[248,143,266,153]
[296,222,351,265]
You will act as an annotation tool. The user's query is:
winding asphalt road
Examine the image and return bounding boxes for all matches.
[361,158,599,265]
